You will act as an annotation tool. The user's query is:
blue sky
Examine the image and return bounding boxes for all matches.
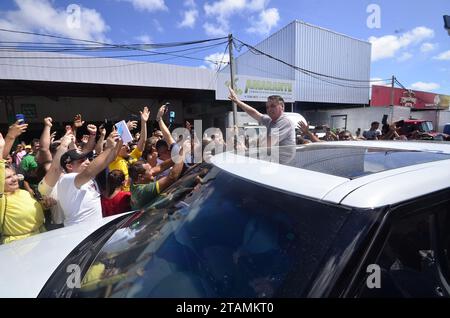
[0,0,449,94]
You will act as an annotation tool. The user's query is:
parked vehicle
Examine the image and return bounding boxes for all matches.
[443,123,450,135]
[398,119,441,139]
[1,141,450,298]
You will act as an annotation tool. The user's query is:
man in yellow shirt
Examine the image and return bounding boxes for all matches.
[109,106,149,191]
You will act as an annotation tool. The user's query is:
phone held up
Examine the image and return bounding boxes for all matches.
[16,114,25,125]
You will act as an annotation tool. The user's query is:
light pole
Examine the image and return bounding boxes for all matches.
[444,15,450,35]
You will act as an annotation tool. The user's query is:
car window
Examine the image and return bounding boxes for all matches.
[435,204,450,285]
[69,164,351,298]
[357,198,450,298]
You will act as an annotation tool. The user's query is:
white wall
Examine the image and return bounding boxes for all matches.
[437,111,450,132]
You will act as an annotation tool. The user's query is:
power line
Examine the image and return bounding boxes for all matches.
[395,78,431,106]
[0,28,227,52]
[0,41,228,69]
[0,39,227,56]
[0,40,229,65]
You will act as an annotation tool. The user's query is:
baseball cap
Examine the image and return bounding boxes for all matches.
[60,149,91,169]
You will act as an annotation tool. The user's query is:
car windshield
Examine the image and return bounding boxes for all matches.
[68,164,351,298]
[420,121,434,132]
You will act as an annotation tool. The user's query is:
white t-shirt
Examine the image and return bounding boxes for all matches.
[38,179,65,225]
[56,173,102,227]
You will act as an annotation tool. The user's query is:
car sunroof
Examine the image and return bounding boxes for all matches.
[280,145,450,179]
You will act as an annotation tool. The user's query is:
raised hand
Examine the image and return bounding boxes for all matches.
[106,130,120,149]
[65,125,73,135]
[99,124,106,137]
[7,121,28,139]
[127,120,138,131]
[50,131,57,143]
[60,133,75,148]
[297,121,310,135]
[73,114,85,128]
[156,104,166,122]
[228,86,239,103]
[140,106,150,123]
[81,135,89,144]
[87,124,97,136]
[44,117,53,128]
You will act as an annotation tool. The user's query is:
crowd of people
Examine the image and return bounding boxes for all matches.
[0,89,448,245]
[0,104,190,244]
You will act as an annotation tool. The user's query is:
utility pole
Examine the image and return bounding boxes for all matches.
[390,75,395,107]
[228,34,238,127]
[390,75,395,123]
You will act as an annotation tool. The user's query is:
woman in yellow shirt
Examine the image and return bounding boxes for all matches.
[0,133,48,244]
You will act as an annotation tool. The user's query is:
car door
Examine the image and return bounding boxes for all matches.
[346,190,450,298]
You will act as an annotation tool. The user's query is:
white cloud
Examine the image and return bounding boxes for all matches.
[246,8,279,35]
[0,0,109,43]
[204,51,230,70]
[420,42,437,53]
[203,22,228,37]
[397,52,413,62]
[411,82,440,91]
[179,9,199,28]
[433,50,450,61]
[369,26,434,61]
[203,0,274,37]
[184,0,196,7]
[134,34,152,43]
[153,19,164,32]
[117,0,167,12]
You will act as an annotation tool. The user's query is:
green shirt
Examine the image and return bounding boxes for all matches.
[130,182,160,210]
[20,154,37,172]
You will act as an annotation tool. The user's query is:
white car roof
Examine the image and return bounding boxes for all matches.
[0,214,127,298]
[211,141,450,209]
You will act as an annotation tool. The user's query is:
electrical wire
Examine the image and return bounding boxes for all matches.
[0,41,229,69]
[0,28,228,64]
[0,28,227,51]
[0,43,228,63]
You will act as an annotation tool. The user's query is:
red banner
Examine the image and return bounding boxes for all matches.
[371,85,450,110]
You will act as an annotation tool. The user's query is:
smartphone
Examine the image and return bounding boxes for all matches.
[169,111,175,124]
[16,114,25,124]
